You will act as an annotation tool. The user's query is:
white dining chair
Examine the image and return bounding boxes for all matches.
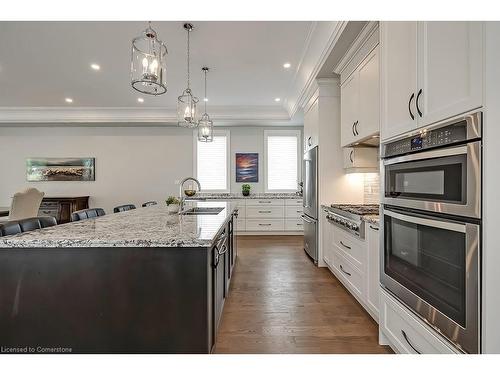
[0,188,45,222]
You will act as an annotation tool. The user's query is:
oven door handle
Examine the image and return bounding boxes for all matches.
[383,144,468,166]
[384,209,466,233]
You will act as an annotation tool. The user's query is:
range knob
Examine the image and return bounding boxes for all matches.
[352,224,359,231]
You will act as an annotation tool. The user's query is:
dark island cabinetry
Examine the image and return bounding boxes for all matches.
[0,212,237,354]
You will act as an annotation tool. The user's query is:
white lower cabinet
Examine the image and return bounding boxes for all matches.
[380,289,459,354]
[245,219,284,232]
[366,223,380,320]
[246,206,284,219]
[332,250,364,300]
[285,219,303,231]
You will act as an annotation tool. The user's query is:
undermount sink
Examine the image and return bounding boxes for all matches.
[180,207,224,215]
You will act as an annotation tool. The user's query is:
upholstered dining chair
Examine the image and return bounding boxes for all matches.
[113,204,136,213]
[142,201,158,207]
[1,188,45,222]
[71,208,106,222]
[0,216,57,237]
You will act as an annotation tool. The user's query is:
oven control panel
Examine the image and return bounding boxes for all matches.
[381,113,482,158]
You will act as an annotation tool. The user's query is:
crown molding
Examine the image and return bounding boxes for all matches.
[333,21,379,74]
[0,105,300,126]
[285,21,348,118]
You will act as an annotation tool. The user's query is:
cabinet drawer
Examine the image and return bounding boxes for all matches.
[38,208,59,217]
[285,198,303,206]
[380,289,458,354]
[246,219,284,231]
[39,201,59,209]
[285,219,303,231]
[332,226,366,269]
[332,251,364,299]
[246,206,284,219]
[246,199,284,207]
[285,206,303,218]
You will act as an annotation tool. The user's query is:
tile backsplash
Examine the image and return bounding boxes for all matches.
[364,173,380,204]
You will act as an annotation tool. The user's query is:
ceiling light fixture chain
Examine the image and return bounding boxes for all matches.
[198,66,214,142]
[177,22,199,128]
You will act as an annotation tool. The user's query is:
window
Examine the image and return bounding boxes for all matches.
[195,130,230,191]
[265,130,300,191]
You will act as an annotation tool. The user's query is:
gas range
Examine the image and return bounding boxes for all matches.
[325,204,379,239]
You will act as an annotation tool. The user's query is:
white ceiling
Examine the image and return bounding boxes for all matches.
[0,21,353,126]
[0,21,316,124]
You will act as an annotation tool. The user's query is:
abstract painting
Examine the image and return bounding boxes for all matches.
[236,153,258,183]
[26,158,95,182]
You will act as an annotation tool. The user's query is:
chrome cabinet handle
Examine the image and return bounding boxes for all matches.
[296,223,303,226]
[401,330,421,354]
[340,241,351,250]
[339,264,351,277]
[258,210,272,213]
[258,201,271,204]
[416,89,423,117]
[258,223,272,226]
[308,136,312,146]
[354,121,359,136]
[369,225,379,231]
[349,150,354,163]
[408,92,415,120]
[352,122,356,136]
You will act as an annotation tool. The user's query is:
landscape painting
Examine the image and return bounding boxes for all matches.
[236,153,258,183]
[26,158,95,181]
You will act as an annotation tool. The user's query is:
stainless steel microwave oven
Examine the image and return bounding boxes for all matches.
[381,112,481,219]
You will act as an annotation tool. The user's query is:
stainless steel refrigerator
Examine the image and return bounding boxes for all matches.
[302,146,318,264]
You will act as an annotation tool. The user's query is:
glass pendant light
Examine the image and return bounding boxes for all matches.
[198,67,214,142]
[130,22,167,95]
[177,23,199,127]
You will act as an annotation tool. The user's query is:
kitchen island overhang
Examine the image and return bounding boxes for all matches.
[0,202,238,354]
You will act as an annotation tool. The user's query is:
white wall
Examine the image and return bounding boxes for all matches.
[0,125,302,214]
[482,21,500,354]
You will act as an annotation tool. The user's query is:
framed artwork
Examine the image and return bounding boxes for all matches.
[235,153,258,183]
[26,158,95,182]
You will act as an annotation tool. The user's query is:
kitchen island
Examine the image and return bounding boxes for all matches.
[0,201,238,354]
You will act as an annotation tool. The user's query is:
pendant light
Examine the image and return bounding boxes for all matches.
[177,23,199,128]
[130,22,167,95]
[198,67,214,142]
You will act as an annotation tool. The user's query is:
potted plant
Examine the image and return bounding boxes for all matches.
[165,196,180,214]
[241,184,251,196]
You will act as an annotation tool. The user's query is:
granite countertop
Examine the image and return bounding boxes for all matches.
[187,192,302,200]
[321,204,379,225]
[361,215,380,225]
[0,201,237,249]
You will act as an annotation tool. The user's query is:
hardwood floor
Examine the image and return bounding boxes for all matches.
[214,235,392,354]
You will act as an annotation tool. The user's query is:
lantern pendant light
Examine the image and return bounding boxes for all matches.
[177,23,199,128]
[198,67,214,142]
[130,22,168,95]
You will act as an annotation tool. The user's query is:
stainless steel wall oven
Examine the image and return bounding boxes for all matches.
[380,111,482,354]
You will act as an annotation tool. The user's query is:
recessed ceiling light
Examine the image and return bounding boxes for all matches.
[283,62,291,69]
[203,97,208,102]
[275,98,281,102]
[65,98,73,103]
[137,98,144,103]
[90,63,100,70]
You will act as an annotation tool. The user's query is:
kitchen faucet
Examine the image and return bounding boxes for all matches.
[179,177,201,212]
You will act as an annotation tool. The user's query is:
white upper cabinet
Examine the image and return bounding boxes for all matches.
[417,22,483,127]
[303,97,319,152]
[357,48,380,140]
[380,22,418,141]
[340,72,359,146]
[340,46,380,147]
[381,21,483,142]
